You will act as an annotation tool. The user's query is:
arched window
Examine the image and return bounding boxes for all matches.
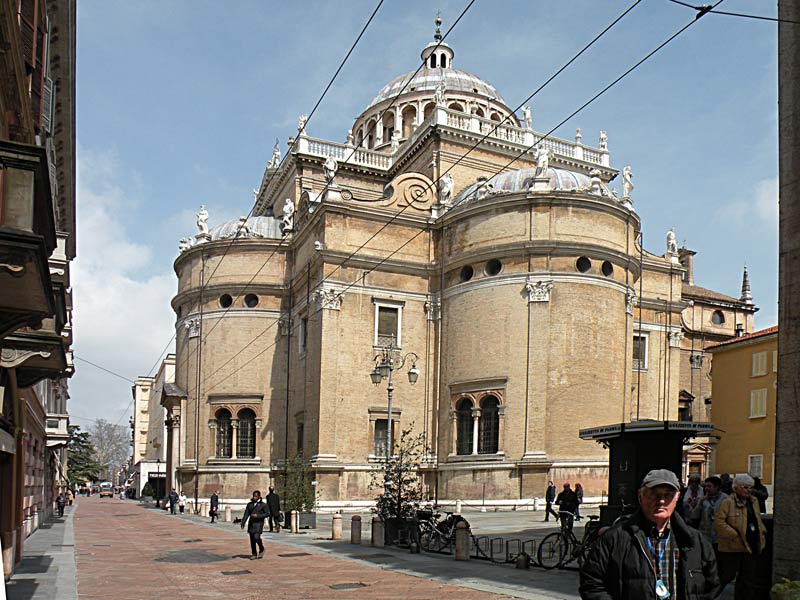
[366,119,376,149]
[440,54,447,68]
[472,107,485,118]
[382,111,394,144]
[448,102,464,112]
[711,310,725,325]
[237,408,256,458]
[490,112,501,122]
[456,398,473,455]
[430,54,437,68]
[479,396,500,454]
[423,102,436,121]
[216,409,232,458]
[356,128,364,147]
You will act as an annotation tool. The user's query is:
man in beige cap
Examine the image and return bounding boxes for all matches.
[580,469,719,600]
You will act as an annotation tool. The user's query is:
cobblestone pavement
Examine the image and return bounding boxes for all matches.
[72,497,512,599]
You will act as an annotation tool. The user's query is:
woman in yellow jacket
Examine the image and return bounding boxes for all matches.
[713,473,767,599]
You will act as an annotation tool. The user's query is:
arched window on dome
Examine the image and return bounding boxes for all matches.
[448,102,465,113]
[237,408,256,458]
[423,102,435,122]
[401,105,417,138]
[456,398,473,455]
[430,54,437,68]
[215,408,232,458]
[440,54,447,68]
[490,112,501,122]
[472,106,485,118]
[382,111,394,145]
[366,118,377,149]
[479,396,500,454]
[356,128,364,148]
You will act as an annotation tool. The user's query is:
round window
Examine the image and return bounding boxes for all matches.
[711,310,725,325]
[219,294,233,308]
[244,294,259,308]
[601,261,614,277]
[576,257,592,273]
[460,265,474,282]
[485,259,502,276]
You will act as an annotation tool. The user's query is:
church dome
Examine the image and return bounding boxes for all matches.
[208,215,282,241]
[454,167,611,205]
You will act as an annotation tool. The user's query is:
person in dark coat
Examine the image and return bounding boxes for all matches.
[544,481,558,522]
[210,490,220,523]
[266,486,281,533]
[555,483,579,530]
[241,490,269,559]
[167,488,179,515]
[751,477,768,514]
[56,493,67,517]
[579,468,719,600]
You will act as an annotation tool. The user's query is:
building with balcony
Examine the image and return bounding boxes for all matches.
[162,21,756,508]
[0,0,76,577]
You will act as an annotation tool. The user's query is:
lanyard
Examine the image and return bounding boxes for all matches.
[646,531,670,578]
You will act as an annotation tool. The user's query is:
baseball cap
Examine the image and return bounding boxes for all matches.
[641,469,680,490]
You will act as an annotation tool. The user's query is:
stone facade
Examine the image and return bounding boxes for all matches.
[153,28,757,508]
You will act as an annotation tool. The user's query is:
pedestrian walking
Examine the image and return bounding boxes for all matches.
[66,489,73,506]
[266,486,281,532]
[178,491,187,514]
[241,490,269,559]
[714,474,767,599]
[689,475,728,557]
[167,488,179,515]
[579,468,719,600]
[56,492,67,517]
[544,480,558,522]
[575,483,584,521]
[751,477,768,514]
[720,473,733,496]
[682,473,705,516]
[210,490,220,523]
[555,483,579,530]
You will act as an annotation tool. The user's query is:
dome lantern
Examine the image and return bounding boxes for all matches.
[420,15,454,70]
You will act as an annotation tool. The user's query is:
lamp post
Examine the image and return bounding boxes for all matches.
[369,338,420,457]
[155,457,161,508]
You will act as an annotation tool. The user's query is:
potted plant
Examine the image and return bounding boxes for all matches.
[141,481,155,502]
[772,579,800,600]
[282,453,317,529]
[371,427,426,546]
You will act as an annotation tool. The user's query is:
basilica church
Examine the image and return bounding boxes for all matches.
[142,22,757,508]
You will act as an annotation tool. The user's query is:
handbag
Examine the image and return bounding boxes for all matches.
[277,511,284,524]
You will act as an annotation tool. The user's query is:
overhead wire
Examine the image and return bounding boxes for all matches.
[665,0,795,24]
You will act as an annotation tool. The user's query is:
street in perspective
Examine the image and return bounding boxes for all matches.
[1,1,799,599]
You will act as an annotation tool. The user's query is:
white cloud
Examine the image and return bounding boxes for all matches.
[722,177,778,231]
[69,148,176,424]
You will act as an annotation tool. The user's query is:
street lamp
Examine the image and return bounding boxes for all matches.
[369,338,420,457]
[155,457,161,508]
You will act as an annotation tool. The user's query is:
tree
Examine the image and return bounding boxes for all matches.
[90,418,130,481]
[371,426,427,521]
[282,453,316,514]
[67,425,103,484]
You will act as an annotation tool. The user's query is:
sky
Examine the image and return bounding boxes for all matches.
[70,0,779,428]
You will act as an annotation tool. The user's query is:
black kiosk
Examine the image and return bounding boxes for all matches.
[579,420,713,525]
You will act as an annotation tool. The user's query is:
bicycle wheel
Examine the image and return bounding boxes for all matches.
[537,532,569,569]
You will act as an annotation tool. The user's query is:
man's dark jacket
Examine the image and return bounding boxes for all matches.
[579,510,719,600]
[210,493,219,510]
[168,491,178,506]
[555,488,579,513]
[242,499,269,534]
[546,485,556,503]
[266,491,281,518]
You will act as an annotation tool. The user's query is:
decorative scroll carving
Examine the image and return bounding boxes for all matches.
[0,348,51,368]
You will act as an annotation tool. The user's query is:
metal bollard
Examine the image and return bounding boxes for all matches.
[455,499,462,514]
[332,513,342,540]
[224,506,232,522]
[201,502,209,517]
[371,516,384,548]
[454,521,470,561]
[351,515,362,544]
[290,510,299,533]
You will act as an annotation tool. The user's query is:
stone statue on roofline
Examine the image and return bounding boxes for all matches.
[521,106,532,130]
[196,205,209,234]
[434,79,446,106]
[534,145,551,177]
[599,130,608,150]
[267,140,281,169]
[622,166,634,199]
[666,228,678,256]
[438,173,454,207]
[178,237,193,252]
[323,156,338,185]
[282,198,295,234]
[298,114,308,134]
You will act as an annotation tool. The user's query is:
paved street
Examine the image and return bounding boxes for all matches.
[5,498,582,599]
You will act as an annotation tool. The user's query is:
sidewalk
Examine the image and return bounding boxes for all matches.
[4,505,77,600]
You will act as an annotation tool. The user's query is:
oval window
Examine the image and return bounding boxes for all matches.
[601,261,614,277]
[244,294,259,308]
[711,310,725,325]
[460,265,474,282]
[219,294,233,308]
[485,259,502,276]
[576,257,592,273]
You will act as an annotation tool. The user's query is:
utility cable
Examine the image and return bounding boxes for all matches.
[666,0,795,24]
[74,355,136,384]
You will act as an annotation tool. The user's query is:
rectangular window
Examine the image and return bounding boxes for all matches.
[373,419,394,457]
[773,350,778,373]
[752,351,767,377]
[296,423,304,456]
[633,334,648,370]
[749,388,767,418]
[748,454,763,478]
[374,301,402,348]
[299,316,308,354]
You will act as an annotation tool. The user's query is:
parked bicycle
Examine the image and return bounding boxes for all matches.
[537,510,602,569]
[417,508,470,553]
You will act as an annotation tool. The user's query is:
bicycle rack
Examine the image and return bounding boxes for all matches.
[468,535,537,565]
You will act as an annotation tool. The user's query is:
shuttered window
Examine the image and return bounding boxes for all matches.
[749,389,767,418]
[751,352,767,377]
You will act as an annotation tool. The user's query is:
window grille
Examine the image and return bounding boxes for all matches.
[633,335,647,370]
[237,409,256,458]
[479,397,500,454]
[216,410,232,458]
[376,306,399,347]
[456,399,473,455]
[374,419,390,457]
